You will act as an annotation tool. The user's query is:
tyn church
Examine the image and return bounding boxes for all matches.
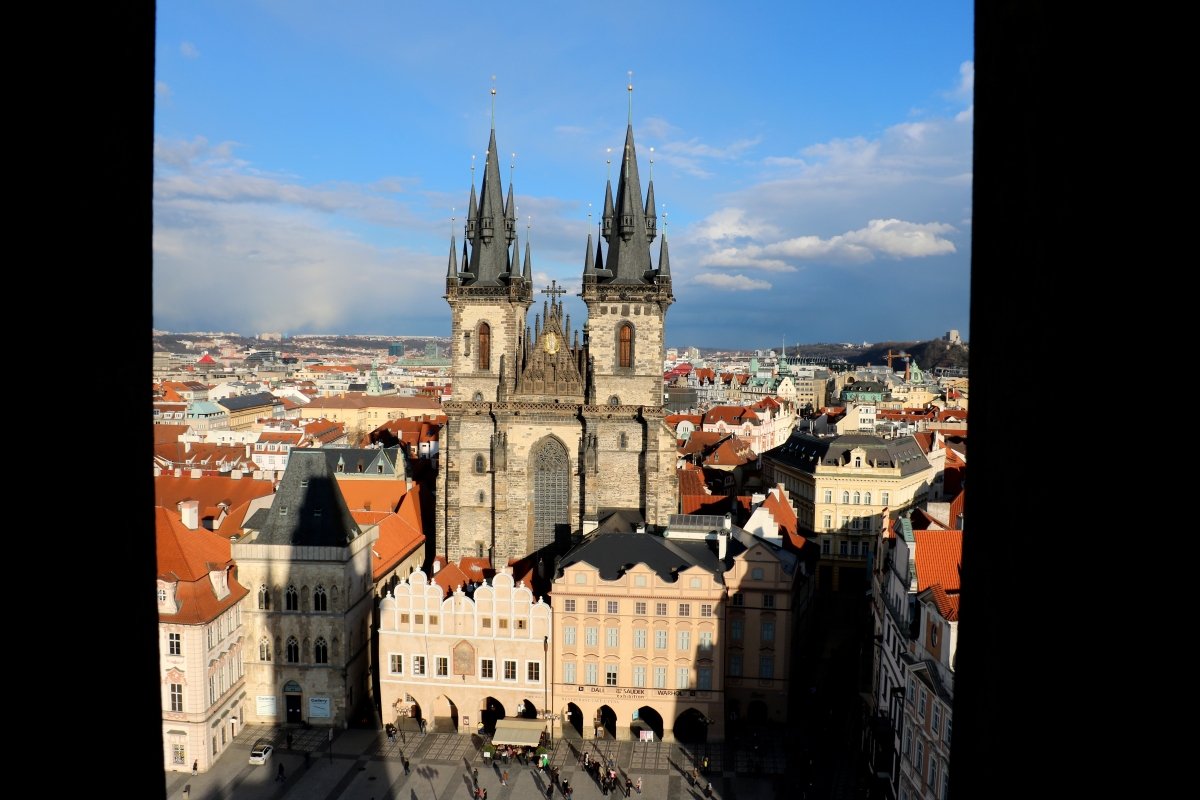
[435,98,678,567]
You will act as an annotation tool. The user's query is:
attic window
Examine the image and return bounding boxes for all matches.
[279,506,288,516]
[337,464,344,473]
[300,480,308,487]
[313,508,322,517]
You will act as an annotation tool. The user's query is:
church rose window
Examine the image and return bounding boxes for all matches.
[478,323,491,370]
[532,438,569,549]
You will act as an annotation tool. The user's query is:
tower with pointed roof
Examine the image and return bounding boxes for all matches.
[437,87,679,569]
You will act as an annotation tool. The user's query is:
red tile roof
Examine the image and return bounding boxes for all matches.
[155,507,248,624]
[430,561,471,598]
[155,474,276,519]
[153,424,191,445]
[677,467,708,498]
[336,479,408,513]
[368,512,425,581]
[459,557,496,583]
[913,529,962,620]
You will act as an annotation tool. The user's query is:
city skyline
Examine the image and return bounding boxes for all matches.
[153,1,973,347]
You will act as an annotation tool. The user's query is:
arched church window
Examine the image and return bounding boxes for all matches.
[285,585,298,611]
[478,323,491,370]
[609,396,620,406]
[475,454,486,474]
[532,438,569,550]
[474,392,484,401]
[314,637,329,664]
[619,325,632,368]
[477,491,486,503]
[619,432,627,449]
[286,636,299,663]
[258,585,270,610]
[259,637,271,662]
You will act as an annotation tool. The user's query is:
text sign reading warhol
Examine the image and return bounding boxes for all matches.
[257,696,277,716]
[309,697,331,718]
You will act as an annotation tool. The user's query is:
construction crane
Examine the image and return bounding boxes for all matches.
[884,350,909,369]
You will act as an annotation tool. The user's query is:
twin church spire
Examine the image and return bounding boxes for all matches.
[448,82,671,293]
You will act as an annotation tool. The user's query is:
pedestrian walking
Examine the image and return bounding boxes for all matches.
[692,766,699,786]
[636,777,643,794]
[482,790,488,800]
[473,766,479,785]
[403,757,410,775]
[703,756,709,772]
[502,770,508,786]
[276,763,286,782]
[547,781,555,798]
[192,760,198,776]
[705,782,713,798]
[625,777,633,797]
[286,733,293,750]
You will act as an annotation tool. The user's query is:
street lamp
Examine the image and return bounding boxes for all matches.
[542,711,562,747]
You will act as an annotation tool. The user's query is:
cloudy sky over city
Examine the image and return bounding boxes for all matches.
[154,1,974,348]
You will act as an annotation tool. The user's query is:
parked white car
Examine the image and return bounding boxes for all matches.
[248,744,273,765]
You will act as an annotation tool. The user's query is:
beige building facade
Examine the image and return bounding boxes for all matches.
[551,531,726,743]
[377,567,552,734]
[764,433,934,591]
[156,505,248,773]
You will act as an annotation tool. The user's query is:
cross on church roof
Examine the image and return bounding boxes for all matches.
[541,280,567,299]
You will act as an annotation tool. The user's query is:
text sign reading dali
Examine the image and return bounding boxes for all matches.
[576,686,705,698]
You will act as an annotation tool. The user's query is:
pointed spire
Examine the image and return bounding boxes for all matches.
[504,181,516,244]
[657,232,671,281]
[465,183,478,240]
[644,178,657,243]
[467,125,508,284]
[461,238,469,271]
[602,179,614,240]
[523,240,533,284]
[605,124,653,283]
[583,233,595,276]
[594,224,609,276]
[509,227,519,277]
[446,234,458,278]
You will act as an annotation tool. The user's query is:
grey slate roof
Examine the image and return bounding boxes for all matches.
[320,446,407,478]
[463,128,512,287]
[601,126,654,285]
[217,392,280,412]
[247,450,361,547]
[765,432,930,477]
[558,531,726,584]
[242,508,270,531]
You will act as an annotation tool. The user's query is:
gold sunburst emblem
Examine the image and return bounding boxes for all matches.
[544,331,559,354]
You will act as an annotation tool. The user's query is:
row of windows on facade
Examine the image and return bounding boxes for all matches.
[820,539,873,556]
[161,606,241,655]
[393,612,527,630]
[569,573,728,590]
[168,656,244,713]
[822,513,879,532]
[823,490,890,506]
[902,731,950,800]
[258,635,334,664]
[562,595,773,614]
[561,623,772,649]
[258,584,332,611]
[389,654,542,683]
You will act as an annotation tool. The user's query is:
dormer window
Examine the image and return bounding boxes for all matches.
[157,588,167,603]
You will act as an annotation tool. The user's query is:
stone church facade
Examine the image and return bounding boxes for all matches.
[436,104,678,565]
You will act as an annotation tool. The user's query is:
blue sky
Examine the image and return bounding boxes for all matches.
[153,1,974,348]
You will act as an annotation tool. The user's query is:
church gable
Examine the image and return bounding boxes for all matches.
[513,284,585,401]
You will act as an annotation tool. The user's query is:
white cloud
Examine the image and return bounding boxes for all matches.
[155,82,173,104]
[691,213,956,270]
[955,104,974,123]
[180,41,200,58]
[690,273,772,291]
[953,61,974,100]
[639,119,763,177]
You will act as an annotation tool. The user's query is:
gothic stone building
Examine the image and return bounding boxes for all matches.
[234,450,378,727]
[436,107,678,565]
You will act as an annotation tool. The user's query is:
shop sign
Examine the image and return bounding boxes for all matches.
[309,697,331,718]
[256,696,277,716]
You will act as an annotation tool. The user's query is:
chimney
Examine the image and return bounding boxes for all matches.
[723,513,732,531]
[184,441,191,453]
[718,529,728,560]
[433,560,441,574]
[246,444,251,458]
[174,468,182,478]
[181,500,199,530]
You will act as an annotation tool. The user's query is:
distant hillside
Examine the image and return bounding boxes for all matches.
[852,339,969,371]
